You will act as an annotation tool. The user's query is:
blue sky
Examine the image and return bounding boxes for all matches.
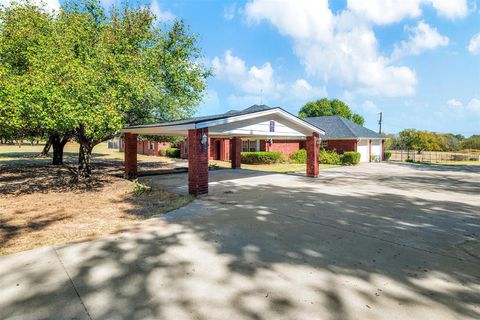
[6,0,479,135]
[161,0,480,135]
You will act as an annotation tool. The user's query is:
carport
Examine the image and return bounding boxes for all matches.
[121,105,324,195]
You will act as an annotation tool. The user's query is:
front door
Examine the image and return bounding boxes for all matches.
[214,139,221,160]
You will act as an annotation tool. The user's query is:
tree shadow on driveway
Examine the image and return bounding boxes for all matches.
[1,170,479,319]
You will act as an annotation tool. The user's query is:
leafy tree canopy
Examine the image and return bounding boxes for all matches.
[298,98,365,126]
[461,136,480,150]
[0,0,210,176]
[398,129,449,153]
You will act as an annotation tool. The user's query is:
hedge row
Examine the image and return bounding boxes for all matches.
[341,151,361,165]
[241,151,283,164]
[289,149,307,164]
[162,147,181,158]
[319,149,342,165]
[384,150,392,161]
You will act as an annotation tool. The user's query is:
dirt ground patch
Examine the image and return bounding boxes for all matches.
[0,146,192,256]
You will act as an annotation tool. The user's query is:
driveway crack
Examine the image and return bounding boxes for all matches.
[53,247,93,320]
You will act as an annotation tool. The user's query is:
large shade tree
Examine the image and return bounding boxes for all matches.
[298,98,365,126]
[0,0,210,177]
[0,2,74,164]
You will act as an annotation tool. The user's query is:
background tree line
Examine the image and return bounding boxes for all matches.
[384,130,479,153]
[0,0,210,178]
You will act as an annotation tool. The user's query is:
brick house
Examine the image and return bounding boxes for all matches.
[305,116,385,162]
[119,140,172,156]
[178,113,385,163]
[121,105,323,195]
[121,105,385,163]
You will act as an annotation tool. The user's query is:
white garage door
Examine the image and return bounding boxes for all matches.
[357,139,370,163]
[371,140,382,162]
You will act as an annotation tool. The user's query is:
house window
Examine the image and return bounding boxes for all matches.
[242,140,258,152]
[321,141,328,148]
[148,141,155,150]
[183,139,188,154]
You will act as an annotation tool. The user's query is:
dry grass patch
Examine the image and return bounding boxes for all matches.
[0,163,191,256]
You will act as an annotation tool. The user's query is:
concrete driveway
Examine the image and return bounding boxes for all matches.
[1,163,479,320]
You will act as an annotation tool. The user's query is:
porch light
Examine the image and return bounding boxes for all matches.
[201,133,208,151]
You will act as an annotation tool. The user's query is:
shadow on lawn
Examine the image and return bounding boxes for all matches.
[0,156,180,196]
[1,170,479,319]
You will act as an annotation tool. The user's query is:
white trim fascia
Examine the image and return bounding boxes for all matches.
[121,123,195,134]
[196,108,324,135]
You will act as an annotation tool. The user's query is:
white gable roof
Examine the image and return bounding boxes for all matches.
[122,106,324,139]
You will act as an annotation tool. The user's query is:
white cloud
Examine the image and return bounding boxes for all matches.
[246,0,333,41]
[149,0,175,22]
[346,0,423,25]
[467,98,480,113]
[212,50,326,105]
[212,50,280,95]
[362,100,381,114]
[428,0,468,19]
[246,0,417,97]
[392,21,449,60]
[445,98,480,116]
[224,2,237,21]
[347,0,468,25]
[0,0,60,11]
[468,33,480,55]
[290,79,327,101]
[446,98,463,110]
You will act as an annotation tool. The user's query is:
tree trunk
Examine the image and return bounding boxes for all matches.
[51,135,69,165]
[78,141,94,179]
[40,138,52,157]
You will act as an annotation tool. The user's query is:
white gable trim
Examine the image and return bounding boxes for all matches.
[122,108,324,137]
[196,108,323,135]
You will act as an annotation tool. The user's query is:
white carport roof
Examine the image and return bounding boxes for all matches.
[122,105,325,139]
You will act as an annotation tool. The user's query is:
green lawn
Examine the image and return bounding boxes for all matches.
[0,142,179,165]
[0,143,342,173]
[210,160,340,173]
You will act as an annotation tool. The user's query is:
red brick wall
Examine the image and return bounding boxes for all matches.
[264,140,303,157]
[120,140,171,156]
[306,133,319,177]
[124,133,138,179]
[230,137,241,169]
[209,138,230,161]
[323,139,357,154]
[188,129,209,195]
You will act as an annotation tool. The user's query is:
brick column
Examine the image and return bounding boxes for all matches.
[231,137,242,169]
[306,132,319,178]
[188,128,209,195]
[124,133,138,179]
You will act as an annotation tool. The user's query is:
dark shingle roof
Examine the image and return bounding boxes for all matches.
[125,105,275,129]
[305,116,383,139]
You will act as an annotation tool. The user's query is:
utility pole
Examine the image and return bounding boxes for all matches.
[378,112,383,134]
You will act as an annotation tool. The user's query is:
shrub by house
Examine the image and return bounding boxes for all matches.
[341,151,361,165]
[289,149,307,164]
[241,151,283,164]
